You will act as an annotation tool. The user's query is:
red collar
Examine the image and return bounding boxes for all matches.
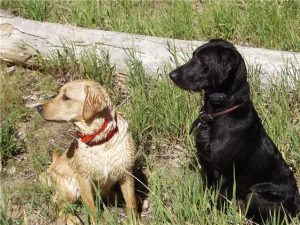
[78,110,118,146]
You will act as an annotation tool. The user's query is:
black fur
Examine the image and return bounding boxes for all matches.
[169,39,300,223]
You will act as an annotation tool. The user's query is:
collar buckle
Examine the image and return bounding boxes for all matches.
[199,113,214,122]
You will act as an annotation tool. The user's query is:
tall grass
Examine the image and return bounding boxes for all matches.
[1,44,299,224]
[0,71,30,163]
[1,0,300,51]
[124,49,199,144]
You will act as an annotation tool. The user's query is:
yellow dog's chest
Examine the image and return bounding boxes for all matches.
[74,142,133,186]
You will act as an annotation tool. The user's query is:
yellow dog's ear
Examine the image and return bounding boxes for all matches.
[83,85,107,122]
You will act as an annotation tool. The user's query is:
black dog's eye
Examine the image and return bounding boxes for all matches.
[197,53,204,61]
[62,94,70,101]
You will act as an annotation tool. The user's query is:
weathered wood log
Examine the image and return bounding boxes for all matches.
[1,9,299,82]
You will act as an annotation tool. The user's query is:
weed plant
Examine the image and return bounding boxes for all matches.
[0,44,299,224]
[1,0,300,51]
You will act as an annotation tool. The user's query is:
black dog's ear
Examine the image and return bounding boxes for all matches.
[215,47,238,86]
[221,48,236,68]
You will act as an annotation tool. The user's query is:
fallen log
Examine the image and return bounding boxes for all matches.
[1,9,299,82]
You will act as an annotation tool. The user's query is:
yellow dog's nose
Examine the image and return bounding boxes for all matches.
[36,104,44,113]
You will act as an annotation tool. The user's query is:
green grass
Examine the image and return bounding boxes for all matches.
[1,1,299,223]
[0,45,299,225]
[1,0,300,51]
[0,68,31,164]
[123,49,199,148]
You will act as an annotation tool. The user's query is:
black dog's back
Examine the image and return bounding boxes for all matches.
[169,39,300,223]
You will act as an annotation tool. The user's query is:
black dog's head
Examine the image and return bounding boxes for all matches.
[169,39,247,97]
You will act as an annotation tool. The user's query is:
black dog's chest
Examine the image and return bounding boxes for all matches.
[194,124,211,160]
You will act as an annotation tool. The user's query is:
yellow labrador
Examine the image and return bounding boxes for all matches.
[37,80,140,224]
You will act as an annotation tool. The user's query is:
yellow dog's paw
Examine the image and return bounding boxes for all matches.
[65,214,82,225]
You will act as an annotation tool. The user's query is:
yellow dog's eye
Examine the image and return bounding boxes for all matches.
[62,94,70,101]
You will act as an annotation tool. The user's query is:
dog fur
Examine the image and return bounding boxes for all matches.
[169,39,300,223]
[37,80,140,224]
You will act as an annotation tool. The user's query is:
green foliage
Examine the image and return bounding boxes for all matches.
[80,48,116,100]
[47,45,298,224]
[124,49,199,148]
[0,74,30,162]
[1,0,300,51]
[0,35,299,225]
[147,165,245,225]
[0,114,24,162]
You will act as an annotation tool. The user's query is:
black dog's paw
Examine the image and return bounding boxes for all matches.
[208,93,228,105]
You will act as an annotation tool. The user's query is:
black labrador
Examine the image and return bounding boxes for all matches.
[169,39,300,223]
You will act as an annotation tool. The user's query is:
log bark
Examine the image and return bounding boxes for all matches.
[1,9,299,82]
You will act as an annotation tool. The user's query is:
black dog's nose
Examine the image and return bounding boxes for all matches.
[36,104,44,113]
[169,71,178,81]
